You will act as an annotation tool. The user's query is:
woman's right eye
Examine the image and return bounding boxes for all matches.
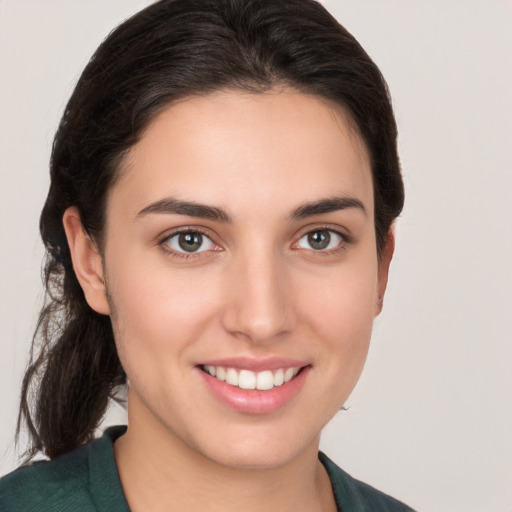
[162,231,216,254]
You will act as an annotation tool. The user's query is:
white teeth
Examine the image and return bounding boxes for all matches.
[225,368,239,386]
[239,370,256,390]
[274,368,284,386]
[284,368,296,382]
[256,370,274,391]
[205,366,302,390]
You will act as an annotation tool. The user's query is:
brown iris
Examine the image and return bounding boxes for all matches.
[178,232,203,252]
[307,230,331,250]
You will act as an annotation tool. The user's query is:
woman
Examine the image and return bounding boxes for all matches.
[0,0,414,510]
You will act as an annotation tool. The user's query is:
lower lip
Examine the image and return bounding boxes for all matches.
[198,366,311,414]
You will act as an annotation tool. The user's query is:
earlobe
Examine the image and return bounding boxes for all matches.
[375,226,395,316]
[62,207,111,315]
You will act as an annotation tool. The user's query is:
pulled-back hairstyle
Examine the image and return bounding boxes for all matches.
[18,0,404,461]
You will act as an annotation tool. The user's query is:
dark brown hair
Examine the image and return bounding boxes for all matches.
[18,0,404,461]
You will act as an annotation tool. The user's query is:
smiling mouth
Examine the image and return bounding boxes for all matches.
[200,365,304,391]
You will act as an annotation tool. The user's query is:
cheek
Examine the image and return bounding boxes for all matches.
[297,259,378,384]
[300,260,378,335]
[280,265,377,427]
[105,260,222,374]
[108,235,220,317]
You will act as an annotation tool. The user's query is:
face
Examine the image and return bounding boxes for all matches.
[91,90,390,469]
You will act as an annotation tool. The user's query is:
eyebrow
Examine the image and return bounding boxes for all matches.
[136,195,366,223]
[289,196,367,220]
[136,198,232,222]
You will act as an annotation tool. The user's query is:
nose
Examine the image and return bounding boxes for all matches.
[221,248,296,345]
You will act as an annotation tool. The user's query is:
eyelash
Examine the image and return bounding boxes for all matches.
[158,226,350,260]
[293,226,350,256]
[159,228,219,260]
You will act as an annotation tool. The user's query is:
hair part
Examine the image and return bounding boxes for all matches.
[18,0,403,461]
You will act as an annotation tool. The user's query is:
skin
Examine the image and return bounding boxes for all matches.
[63,89,394,512]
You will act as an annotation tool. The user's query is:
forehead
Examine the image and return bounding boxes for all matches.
[110,90,373,221]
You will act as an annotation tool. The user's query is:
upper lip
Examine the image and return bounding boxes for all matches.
[197,357,310,372]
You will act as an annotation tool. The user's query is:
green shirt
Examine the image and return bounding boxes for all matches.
[0,426,415,511]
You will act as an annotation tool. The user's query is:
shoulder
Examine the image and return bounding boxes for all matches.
[319,452,416,512]
[0,426,128,512]
[0,444,94,511]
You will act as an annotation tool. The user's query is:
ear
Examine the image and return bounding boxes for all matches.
[375,226,395,316]
[62,206,111,315]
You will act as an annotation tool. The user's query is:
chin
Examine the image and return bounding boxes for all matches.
[205,445,299,471]
[192,424,320,471]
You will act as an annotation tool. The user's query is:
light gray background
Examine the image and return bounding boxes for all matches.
[1,1,511,511]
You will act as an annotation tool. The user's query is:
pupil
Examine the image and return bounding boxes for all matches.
[178,232,202,252]
[308,230,330,250]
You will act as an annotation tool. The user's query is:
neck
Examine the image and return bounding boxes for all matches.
[114,399,336,512]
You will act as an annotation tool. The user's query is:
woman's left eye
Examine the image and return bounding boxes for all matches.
[296,229,344,251]
[162,231,216,254]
